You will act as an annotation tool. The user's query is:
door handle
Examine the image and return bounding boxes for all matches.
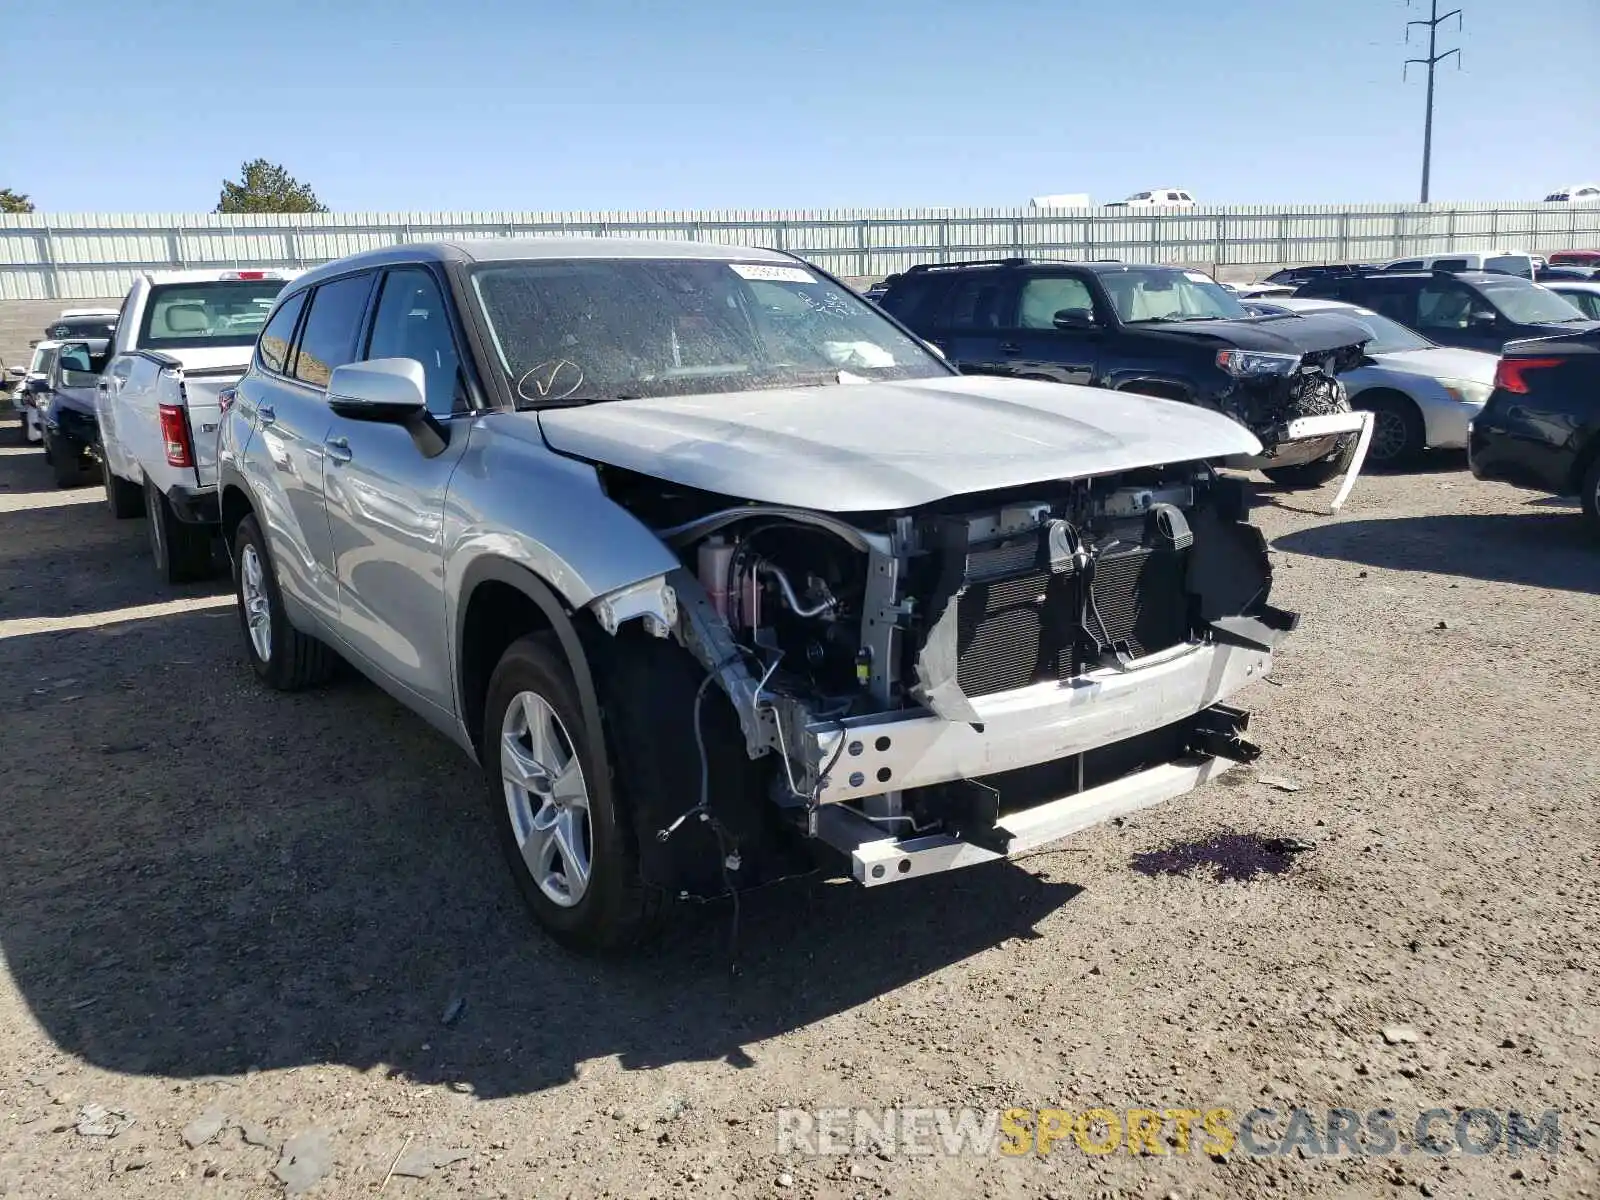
[1000,343,1023,354]
[325,436,352,464]
[258,404,276,426]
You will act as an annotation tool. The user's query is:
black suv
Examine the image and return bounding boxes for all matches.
[1263,263,1377,286]
[879,258,1373,485]
[1294,270,1599,352]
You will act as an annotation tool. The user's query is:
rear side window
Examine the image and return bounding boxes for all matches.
[256,291,306,376]
[1432,258,1470,272]
[1017,276,1095,328]
[294,274,375,388]
[934,275,1007,329]
[1387,260,1424,272]
[878,275,943,324]
[138,280,289,349]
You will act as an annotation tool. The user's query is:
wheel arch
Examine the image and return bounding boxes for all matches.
[455,557,603,774]
[1567,428,1600,498]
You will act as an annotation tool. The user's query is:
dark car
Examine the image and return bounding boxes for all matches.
[44,313,118,341]
[1294,270,1600,353]
[879,258,1374,486]
[1470,328,1600,536]
[39,340,110,488]
[1263,263,1378,286]
[1535,265,1600,283]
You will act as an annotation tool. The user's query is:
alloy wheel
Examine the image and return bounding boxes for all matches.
[1368,409,1408,463]
[239,544,273,662]
[501,690,592,907]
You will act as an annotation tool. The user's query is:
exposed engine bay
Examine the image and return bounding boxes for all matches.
[594,460,1298,891]
[1218,342,1368,453]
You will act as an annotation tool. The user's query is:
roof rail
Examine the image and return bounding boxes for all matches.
[902,257,1030,274]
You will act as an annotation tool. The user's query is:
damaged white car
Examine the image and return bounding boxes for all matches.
[219,239,1298,952]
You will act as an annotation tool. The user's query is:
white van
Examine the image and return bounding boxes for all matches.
[1379,250,1536,279]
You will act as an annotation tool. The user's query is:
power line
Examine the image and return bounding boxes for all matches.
[1405,0,1462,203]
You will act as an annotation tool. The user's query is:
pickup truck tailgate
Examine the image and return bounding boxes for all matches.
[179,367,244,488]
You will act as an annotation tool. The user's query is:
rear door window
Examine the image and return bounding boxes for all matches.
[256,291,306,376]
[1386,260,1425,272]
[293,274,375,388]
[1431,258,1470,273]
[934,274,1007,329]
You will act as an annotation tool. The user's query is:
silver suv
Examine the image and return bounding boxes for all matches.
[218,238,1297,952]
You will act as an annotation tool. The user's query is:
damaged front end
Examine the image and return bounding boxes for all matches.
[1215,343,1377,511]
[589,462,1296,890]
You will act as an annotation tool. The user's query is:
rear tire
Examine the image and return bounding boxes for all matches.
[1262,435,1358,488]
[482,633,662,953]
[104,467,144,519]
[1353,391,1425,468]
[144,477,215,583]
[1581,454,1600,539]
[231,512,337,689]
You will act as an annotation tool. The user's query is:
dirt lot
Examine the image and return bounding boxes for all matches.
[0,418,1596,1200]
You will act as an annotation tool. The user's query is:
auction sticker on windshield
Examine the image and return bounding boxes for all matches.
[731,263,816,284]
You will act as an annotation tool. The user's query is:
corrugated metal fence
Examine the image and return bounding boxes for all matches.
[3,203,1599,300]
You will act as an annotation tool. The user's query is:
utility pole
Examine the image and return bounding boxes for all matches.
[1406,0,1462,203]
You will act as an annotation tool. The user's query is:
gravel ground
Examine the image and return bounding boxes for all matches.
[0,416,1596,1200]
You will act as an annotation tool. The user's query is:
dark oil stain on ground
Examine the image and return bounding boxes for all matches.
[1131,832,1308,883]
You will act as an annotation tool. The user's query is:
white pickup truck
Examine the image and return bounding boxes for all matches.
[97,268,299,581]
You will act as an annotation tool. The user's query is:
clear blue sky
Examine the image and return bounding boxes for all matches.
[4,0,1596,213]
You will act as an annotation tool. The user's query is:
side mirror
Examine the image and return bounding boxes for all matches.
[1052,308,1096,330]
[325,357,448,457]
[1469,310,1498,329]
[5,366,23,381]
[24,377,51,394]
[56,341,96,374]
[326,357,427,422]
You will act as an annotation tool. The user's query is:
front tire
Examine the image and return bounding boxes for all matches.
[1262,435,1358,488]
[482,634,661,953]
[104,467,144,519]
[46,431,97,488]
[145,477,215,583]
[231,513,337,689]
[1353,392,1425,468]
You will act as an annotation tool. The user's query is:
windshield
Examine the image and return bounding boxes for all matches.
[470,258,947,404]
[1341,309,1435,353]
[1101,269,1249,323]
[1480,281,1591,325]
[138,280,290,349]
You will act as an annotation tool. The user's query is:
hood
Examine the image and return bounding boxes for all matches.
[536,375,1261,511]
[1152,311,1373,356]
[1374,345,1498,384]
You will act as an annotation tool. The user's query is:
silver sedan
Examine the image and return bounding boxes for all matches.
[1245,297,1496,467]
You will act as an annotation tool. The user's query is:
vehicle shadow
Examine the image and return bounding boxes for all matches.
[0,608,1081,1100]
[1273,509,1598,593]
